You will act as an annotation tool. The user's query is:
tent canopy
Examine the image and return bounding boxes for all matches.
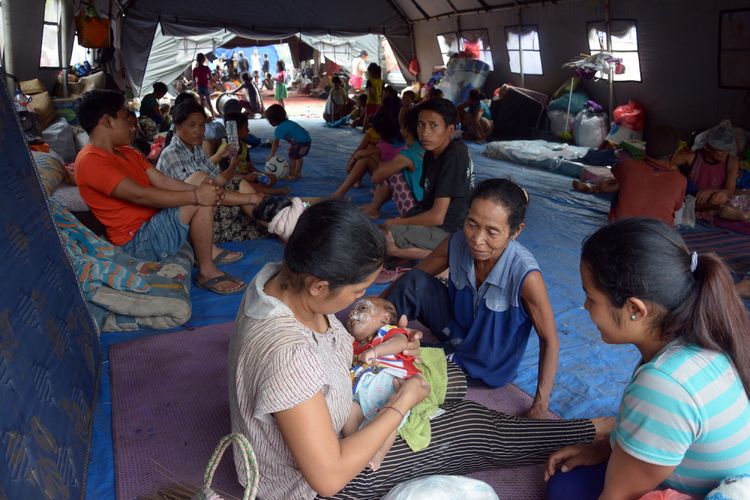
[135,30,381,97]
[121,0,415,95]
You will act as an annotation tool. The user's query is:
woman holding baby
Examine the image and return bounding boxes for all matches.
[228,198,607,500]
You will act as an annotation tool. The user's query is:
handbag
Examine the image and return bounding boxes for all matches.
[192,433,259,500]
[74,6,110,48]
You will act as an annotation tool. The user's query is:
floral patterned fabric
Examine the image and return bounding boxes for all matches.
[214,177,267,243]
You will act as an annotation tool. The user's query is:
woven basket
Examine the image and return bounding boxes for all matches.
[74,15,110,48]
[192,433,259,500]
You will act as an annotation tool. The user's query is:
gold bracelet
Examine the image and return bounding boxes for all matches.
[382,406,405,419]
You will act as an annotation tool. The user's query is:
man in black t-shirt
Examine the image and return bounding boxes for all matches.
[385,98,475,259]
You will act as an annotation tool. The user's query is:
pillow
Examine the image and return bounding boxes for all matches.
[31,150,65,196]
[50,185,88,211]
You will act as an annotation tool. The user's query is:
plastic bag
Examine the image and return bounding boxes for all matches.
[606,122,643,144]
[612,100,644,131]
[75,7,110,48]
[548,91,589,115]
[548,109,575,137]
[381,475,499,500]
[675,195,696,228]
[574,110,609,148]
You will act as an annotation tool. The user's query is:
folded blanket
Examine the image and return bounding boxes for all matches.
[399,347,448,451]
[51,199,149,294]
[51,199,194,331]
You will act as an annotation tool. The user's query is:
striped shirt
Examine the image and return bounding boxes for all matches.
[611,341,750,496]
[228,263,354,500]
[156,136,218,181]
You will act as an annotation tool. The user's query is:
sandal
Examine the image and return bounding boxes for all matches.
[195,273,247,295]
[213,249,244,265]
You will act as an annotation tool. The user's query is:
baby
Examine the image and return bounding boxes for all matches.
[342,297,420,470]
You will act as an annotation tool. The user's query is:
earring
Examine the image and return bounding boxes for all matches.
[630,314,637,321]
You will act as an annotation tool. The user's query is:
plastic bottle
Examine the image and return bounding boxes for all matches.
[257,174,271,186]
[225,120,239,149]
[14,89,30,111]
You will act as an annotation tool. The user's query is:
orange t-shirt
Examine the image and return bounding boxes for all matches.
[75,144,159,245]
[611,157,687,226]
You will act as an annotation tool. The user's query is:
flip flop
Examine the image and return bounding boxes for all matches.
[195,273,247,295]
[213,249,244,265]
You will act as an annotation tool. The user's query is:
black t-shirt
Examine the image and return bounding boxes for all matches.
[418,139,475,232]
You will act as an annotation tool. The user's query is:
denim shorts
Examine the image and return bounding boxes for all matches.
[121,207,189,262]
[197,85,211,97]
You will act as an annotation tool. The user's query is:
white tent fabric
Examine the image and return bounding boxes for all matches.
[299,35,380,73]
[138,25,234,97]
[133,30,382,97]
[120,0,414,94]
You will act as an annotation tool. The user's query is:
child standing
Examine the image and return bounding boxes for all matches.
[274,60,288,108]
[363,62,384,130]
[398,90,416,128]
[265,104,311,180]
[192,53,216,118]
[217,112,289,195]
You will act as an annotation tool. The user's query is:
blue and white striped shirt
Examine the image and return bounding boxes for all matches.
[612,341,750,496]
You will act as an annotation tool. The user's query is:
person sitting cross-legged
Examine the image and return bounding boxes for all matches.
[383,98,475,260]
[74,89,246,295]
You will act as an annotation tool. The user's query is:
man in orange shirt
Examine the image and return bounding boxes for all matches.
[75,90,246,294]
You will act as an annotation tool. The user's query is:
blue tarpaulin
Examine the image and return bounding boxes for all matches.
[87,118,642,498]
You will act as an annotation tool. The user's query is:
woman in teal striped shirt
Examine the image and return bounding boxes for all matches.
[546,218,750,499]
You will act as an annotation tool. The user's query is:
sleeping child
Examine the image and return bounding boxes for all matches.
[252,195,307,242]
[342,297,420,470]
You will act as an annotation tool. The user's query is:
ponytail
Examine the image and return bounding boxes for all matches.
[582,218,750,393]
[662,253,750,393]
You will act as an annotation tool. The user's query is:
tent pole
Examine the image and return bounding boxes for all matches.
[605,0,613,118]
[60,0,73,97]
[517,7,524,88]
[3,0,15,94]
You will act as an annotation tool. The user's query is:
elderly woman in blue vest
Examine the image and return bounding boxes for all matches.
[386,178,558,419]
